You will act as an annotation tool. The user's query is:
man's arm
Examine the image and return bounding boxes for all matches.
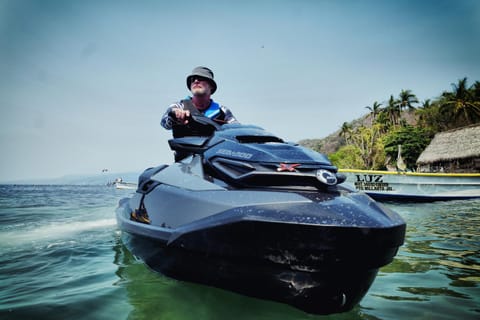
[221,105,239,124]
[161,102,184,129]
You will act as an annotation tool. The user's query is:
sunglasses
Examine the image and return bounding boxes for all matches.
[192,76,209,83]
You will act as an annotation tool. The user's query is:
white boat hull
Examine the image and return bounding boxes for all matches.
[339,169,480,201]
[115,182,137,190]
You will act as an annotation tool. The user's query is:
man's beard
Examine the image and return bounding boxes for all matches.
[191,86,208,96]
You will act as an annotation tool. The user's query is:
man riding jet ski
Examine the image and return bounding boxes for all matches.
[116,67,406,314]
[160,66,238,160]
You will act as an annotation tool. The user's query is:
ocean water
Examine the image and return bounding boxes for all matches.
[0,185,479,320]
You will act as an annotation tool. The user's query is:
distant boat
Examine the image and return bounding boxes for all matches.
[113,178,137,190]
[339,169,480,201]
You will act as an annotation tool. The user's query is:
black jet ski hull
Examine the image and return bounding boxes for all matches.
[116,187,405,314]
[121,232,379,314]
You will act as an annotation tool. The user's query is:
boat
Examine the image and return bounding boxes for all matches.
[339,169,480,201]
[115,115,406,315]
[113,178,137,190]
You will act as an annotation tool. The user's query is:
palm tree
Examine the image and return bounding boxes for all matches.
[365,101,382,125]
[440,77,480,126]
[398,89,419,111]
[421,99,431,109]
[415,99,431,127]
[471,81,480,101]
[383,95,400,127]
[339,122,353,144]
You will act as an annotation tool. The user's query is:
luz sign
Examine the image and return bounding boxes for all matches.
[354,174,394,192]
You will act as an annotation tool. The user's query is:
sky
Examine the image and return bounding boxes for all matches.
[1,0,479,182]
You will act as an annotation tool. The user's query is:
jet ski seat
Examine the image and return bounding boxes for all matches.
[137,165,168,193]
[168,136,211,162]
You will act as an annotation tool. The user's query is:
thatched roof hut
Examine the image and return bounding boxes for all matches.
[416,124,480,173]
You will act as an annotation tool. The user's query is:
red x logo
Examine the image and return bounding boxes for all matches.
[277,163,300,172]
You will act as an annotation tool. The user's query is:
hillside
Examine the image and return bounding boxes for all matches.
[299,110,417,155]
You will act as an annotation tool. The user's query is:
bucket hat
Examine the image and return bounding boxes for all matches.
[186,66,217,94]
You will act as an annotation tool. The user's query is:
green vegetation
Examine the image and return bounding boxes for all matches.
[322,77,480,170]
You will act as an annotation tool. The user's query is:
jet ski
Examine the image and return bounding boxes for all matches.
[116,115,406,315]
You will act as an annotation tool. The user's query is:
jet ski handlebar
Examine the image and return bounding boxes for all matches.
[167,114,223,156]
[190,114,223,131]
[170,109,223,131]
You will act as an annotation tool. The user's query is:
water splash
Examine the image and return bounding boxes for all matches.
[0,218,117,248]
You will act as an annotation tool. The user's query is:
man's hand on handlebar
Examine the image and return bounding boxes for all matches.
[171,108,190,125]
[169,109,221,131]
